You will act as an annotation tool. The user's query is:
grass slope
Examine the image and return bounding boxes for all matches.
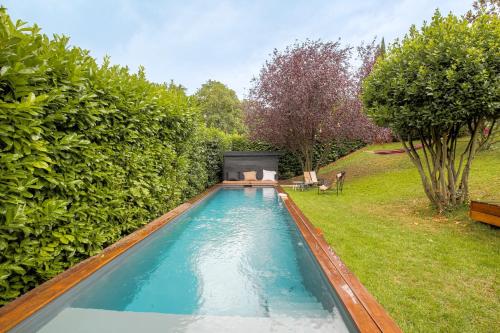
[285,142,500,333]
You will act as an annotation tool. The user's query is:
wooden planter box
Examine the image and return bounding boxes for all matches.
[470,201,500,227]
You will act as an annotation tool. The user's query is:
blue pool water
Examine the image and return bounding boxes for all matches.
[31,187,356,332]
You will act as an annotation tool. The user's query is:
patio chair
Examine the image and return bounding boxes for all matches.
[318,179,332,194]
[335,171,346,195]
[309,171,324,186]
[303,171,314,187]
[304,171,321,187]
[318,171,346,195]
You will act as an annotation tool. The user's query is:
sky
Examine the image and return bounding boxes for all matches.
[3,0,471,98]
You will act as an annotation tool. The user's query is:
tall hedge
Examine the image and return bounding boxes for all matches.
[0,10,209,304]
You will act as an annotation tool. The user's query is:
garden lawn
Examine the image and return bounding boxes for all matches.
[285,141,500,333]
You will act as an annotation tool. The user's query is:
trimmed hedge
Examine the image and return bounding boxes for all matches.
[0,10,208,304]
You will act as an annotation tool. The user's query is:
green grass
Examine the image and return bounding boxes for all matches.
[285,142,500,333]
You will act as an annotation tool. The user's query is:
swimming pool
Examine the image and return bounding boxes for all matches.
[9,187,358,332]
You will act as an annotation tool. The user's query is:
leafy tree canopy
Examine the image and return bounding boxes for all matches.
[193,80,245,134]
[363,10,499,211]
[246,39,391,172]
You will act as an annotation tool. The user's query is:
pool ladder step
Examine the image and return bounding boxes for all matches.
[267,300,331,318]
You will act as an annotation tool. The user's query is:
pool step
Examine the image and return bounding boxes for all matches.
[268,304,331,318]
[38,307,350,333]
[265,294,330,317]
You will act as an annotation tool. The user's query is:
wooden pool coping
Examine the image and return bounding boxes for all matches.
[0,184,401,333]
[276,186,401,332]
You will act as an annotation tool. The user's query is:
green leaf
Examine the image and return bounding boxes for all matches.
[32,161,50,169]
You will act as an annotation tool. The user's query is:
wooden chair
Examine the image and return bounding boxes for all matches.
[304,171,322,187]
[318,171,346,195]
[335,171,346,195]
[303,171,314,187]
[309,171,324,186]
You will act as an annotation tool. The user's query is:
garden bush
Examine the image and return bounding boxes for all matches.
[363,11,499,211]
[0,9,208,304]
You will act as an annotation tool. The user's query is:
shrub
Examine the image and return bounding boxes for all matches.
[0,9,206,304]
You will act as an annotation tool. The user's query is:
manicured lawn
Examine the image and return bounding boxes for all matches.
[285,141,500,333]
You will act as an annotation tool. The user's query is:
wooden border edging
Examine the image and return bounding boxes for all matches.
[276,186,402,333]
[470,201,500,227]
[0,185,221,333]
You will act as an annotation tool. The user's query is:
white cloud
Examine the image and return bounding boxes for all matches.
[4,0,473,98]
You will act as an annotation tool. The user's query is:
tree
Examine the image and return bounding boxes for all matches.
[245,40,355,172]
[464,0,499,151]
[347,39,393,145]
[363,11,499,211]
[193,80,245,134]
[379,37,386,58]
[464,0,499,22]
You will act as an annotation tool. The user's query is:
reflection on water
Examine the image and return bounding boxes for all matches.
[68,188,352,331]
[243,187,257,198]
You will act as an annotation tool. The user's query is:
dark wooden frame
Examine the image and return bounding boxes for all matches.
[0,185,401,333]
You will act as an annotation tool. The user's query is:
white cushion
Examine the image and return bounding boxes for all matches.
[262,169,276,181]
[310,171,318,183]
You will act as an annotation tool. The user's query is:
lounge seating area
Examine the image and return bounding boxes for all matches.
[318,171,346,195]
[223,151,280,185]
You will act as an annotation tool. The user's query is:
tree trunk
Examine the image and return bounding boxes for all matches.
[299,145,314,172]
[314,141,333,173]
[477,119,498,151]
[401,119,483,213]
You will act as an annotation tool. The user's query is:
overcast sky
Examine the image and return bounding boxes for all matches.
[3,0,471,97]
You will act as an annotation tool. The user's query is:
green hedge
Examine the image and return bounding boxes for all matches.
[0,10,210,304]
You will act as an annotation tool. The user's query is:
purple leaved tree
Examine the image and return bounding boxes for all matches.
[245,39,390,173]
[353,39,393,144]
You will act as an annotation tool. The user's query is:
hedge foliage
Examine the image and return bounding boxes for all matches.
[0,9,365,305]
[0,10,211,304]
